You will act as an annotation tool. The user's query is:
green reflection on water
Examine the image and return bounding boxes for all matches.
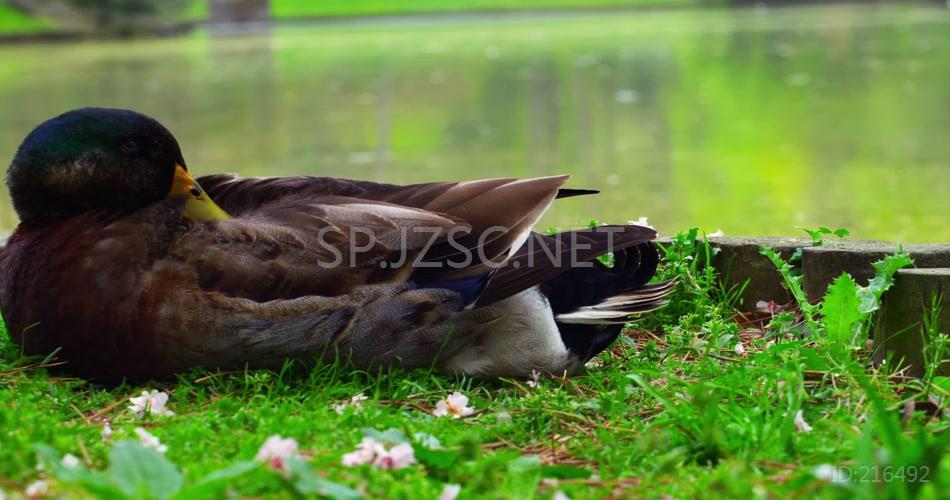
[1,4,948,241]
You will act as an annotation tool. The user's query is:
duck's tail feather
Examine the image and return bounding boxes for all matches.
[472,225,656,308]
[556,188,599,199]
[535,237,673,362]
[553,281,675,324]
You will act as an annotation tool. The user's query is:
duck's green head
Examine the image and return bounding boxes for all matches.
[7,107,228,224]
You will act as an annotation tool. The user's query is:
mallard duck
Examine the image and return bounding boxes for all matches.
[0,108,672,381]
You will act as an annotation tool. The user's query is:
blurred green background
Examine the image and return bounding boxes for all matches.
[1,1,949,241]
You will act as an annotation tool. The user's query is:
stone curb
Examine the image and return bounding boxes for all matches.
[873,268,950,377]
[658,237,950,312]
[803,242,950,302]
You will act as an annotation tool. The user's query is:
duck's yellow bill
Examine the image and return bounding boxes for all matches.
[167,164,230,222]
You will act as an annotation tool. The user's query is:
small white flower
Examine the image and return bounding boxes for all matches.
[128,390,174,418]
[439,483,461,500]
[61,453,81,468]
[333,393,369,414]
[495,411,513,425]
[373,442,416,470]
[25,480,49,497]
[134,427,168,454]
[341,437,384,467]
[708,229,724,237]
[527,370,541,388]
[734,343,747,356]
[794,410,813,433]
[433,392,475,418]
[553,491,571,500]
[101,421,113,442]
[256,435,300,475]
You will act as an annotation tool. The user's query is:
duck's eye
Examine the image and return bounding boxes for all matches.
[189,187,202,198]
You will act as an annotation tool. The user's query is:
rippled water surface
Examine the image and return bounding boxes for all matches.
[1,4,948,241]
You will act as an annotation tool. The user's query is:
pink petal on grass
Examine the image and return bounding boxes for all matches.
[256,435,299,475]
[342,437,383,467]
[373,442,416,470]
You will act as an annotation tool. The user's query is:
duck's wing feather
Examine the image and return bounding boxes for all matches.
[195,174,397,215]
[197,174,595,214]
[199,174,571,289]
[171,199,462,300]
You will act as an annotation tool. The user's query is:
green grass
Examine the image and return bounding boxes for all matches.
[271,0,696,19]
[0,229,947,498]
[0,3,53,35]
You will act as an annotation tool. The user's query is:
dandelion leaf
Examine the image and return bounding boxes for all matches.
[107,441,183,500]
[821,273,862,347]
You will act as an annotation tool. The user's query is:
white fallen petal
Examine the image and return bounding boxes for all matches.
[434,392,475,418]
[134,427,168,454]
[439,484,461,500]
[128,390,174,418]
[794,409,813,433]
[61,453,81,468]
[25,480,49,497]
[527,370,541,388]
[333,393,370,414]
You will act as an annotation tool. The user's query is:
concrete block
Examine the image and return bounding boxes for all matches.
[658,237,950,312]
[658,236,811,311]
[708,237,809,311]
[803,242,950,302]
[873,268,950,377]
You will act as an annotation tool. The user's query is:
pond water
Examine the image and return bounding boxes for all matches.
[1,4,949,241]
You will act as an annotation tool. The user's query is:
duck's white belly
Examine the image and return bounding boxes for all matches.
[442,287,574,377]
